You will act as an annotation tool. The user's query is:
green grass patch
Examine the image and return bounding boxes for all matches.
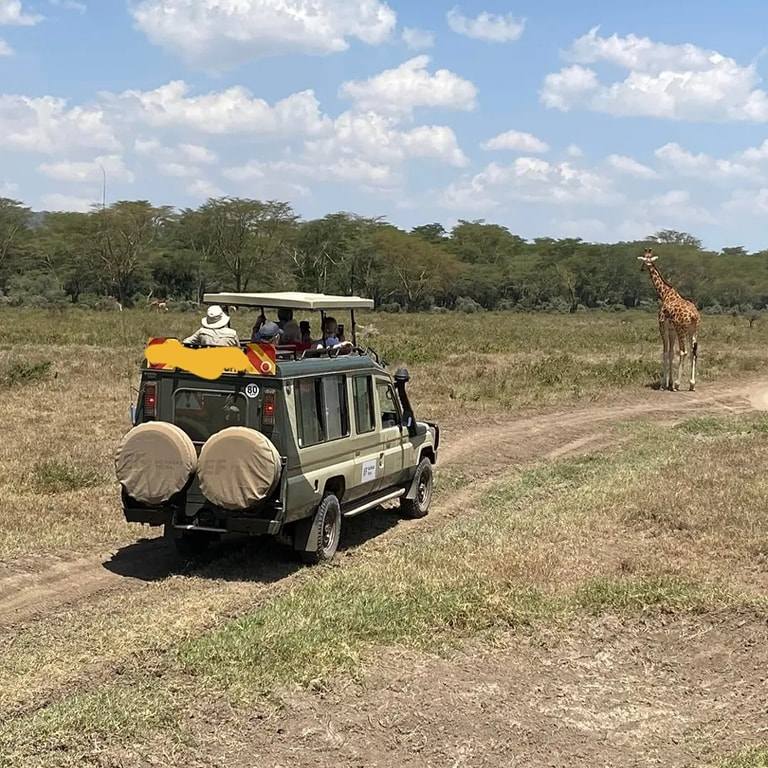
[0,685,177,768]
[30,460,103,494]
[0,358,52,389]
[574,576,712,614]
[721,748,768,768]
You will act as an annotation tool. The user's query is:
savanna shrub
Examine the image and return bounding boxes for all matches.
[455,296,484,313]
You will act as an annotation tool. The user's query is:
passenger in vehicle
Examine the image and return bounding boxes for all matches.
[252,320,283,345]
[277,307,294,330]
[318,316,340,347]
[299,320,312,344]
[282,320,301,344]
[183,305,239,347]
[251,312,267,340]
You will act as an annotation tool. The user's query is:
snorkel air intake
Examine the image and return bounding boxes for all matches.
[394,368,416,437]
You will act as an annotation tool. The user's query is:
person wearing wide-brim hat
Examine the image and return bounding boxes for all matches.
[183,305,240,347]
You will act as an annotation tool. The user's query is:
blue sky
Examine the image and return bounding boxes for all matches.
[4,0,768,249]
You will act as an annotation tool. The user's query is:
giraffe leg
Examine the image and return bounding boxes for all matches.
[666,325,677,390]
[689,334,698,391]
[674,326,689,391]
[659,321,669,390]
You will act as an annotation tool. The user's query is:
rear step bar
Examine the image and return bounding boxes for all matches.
[342,488,404,519]
[173,488,406,534]
[174,524,228,534]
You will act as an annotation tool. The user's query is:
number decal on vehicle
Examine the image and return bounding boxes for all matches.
[362,459,377,483]
[244,383,260,399]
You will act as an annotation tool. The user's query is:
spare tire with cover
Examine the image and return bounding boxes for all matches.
[197,426,281,511]
[115,422,197,505]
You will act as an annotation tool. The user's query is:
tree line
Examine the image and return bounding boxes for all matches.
[1,196,766,313]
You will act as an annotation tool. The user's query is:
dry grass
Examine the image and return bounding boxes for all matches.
[1,307,767,559]
[2,307,768,765]
[2,415,768,766]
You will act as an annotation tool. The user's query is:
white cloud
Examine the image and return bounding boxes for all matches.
[48,0,86,11]
[187,178,224,198]
[38,154,134,183]
[724,188,768,216]
[402,27,434,50]
[540,65,599,111]
[115,81,330,136]
[542,27,768,122]
[134,138,217,178]
[40,192,95,212]
[224,157,395,187]
[737,139,768,162]
[646,189,715,223]
[482,129,549,153]
[131,0,397,69]
[306,110,467,168]
[0,180,18,196]
[0,94,119,153]
[446,7,524,42]
[442,157,621,210]
[0,0,42,25]
[0,38,11,55]
[179,142,216,164]
[606,153,658,179]
[340,56,477,116]
[566,144,583,158]
[655,142,757,180]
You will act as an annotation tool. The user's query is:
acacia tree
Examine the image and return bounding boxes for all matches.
[0,198,31,290]
[35,212,99,302]
[96,200,172,304]
[375,227,459,310]
[191,198,297,292]
[294,213,383,296]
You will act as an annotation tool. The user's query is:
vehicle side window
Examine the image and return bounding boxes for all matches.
[296,378,324,447]
[376,380,400,430]
[296,375,349,447]
[352,375,375,434]
[323,375,349,441]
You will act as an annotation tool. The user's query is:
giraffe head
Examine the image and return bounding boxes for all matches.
[637,248,658,271]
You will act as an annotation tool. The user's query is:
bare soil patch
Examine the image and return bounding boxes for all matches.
[191,611,767,768]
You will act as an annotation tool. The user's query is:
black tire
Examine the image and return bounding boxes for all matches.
[299,494,342,565]
[400,458,433,519]
[165,524,215,560]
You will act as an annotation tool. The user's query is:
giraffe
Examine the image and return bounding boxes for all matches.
[638,248,700,391]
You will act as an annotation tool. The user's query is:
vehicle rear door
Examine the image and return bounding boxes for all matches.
[349,374,381,499]
[374,377,405,492]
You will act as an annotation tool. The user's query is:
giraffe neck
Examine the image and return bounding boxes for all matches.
[647,264,675,302]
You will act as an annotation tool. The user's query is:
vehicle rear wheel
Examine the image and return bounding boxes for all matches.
[298,494,342,565]
[165,524,215,560]
[400,458,433,519]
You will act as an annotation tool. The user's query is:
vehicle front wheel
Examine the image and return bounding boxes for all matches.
[400,458,433,519]
[298,494,342,565]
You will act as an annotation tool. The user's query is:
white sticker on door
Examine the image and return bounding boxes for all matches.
[361,459,377,483]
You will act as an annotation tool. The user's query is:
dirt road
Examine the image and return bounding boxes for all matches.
[0,379,760,628]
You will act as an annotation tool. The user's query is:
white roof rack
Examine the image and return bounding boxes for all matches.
[203,291,374,311]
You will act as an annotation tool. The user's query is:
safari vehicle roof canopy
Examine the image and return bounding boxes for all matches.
[202,292,374,311]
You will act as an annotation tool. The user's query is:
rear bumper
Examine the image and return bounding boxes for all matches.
[123,506,282,535]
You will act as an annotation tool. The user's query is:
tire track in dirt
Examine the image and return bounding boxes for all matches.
[0,379,762,628]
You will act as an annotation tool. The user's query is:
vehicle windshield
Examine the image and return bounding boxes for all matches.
[173,389,249,442]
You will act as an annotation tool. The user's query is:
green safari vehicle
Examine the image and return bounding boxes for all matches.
[115,292,439,563]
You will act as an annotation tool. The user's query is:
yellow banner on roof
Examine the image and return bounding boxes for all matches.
[144,338,277,380]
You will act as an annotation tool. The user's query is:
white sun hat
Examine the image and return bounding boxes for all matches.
[201,305,230,329]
